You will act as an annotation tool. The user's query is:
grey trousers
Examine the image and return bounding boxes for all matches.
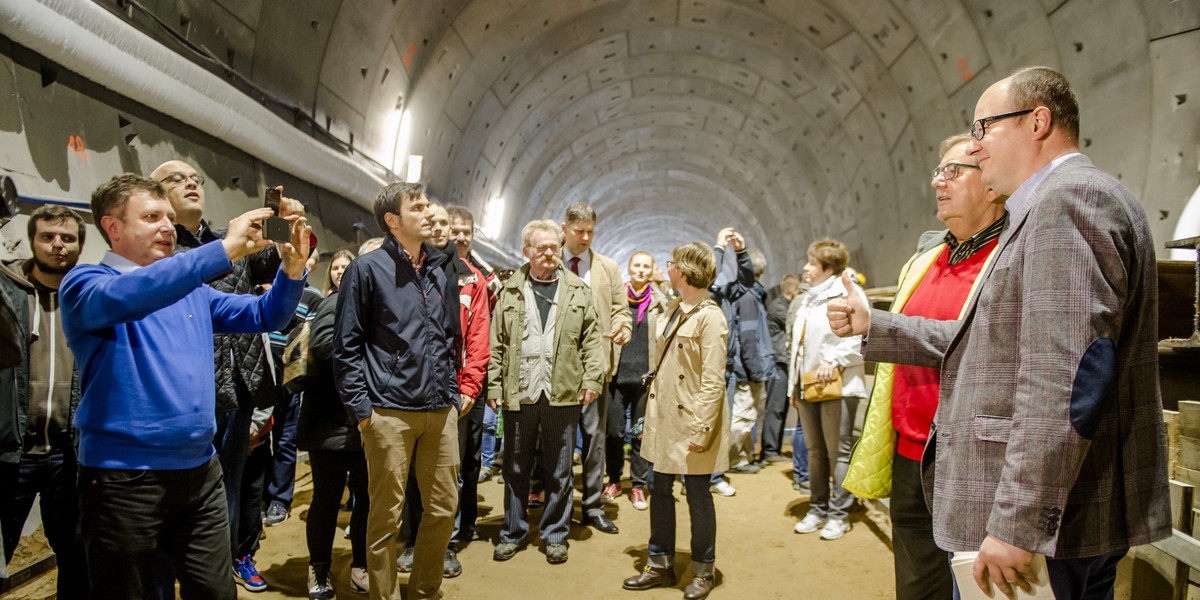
[795,396,859,520]
[577,384,609,519]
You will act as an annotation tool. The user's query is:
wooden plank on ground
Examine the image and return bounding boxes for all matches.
[1170,409,1181,478]
[1179,401,1200,440]
[1182,437,1200,473]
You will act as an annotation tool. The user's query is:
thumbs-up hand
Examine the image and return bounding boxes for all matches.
[827,271,870,337]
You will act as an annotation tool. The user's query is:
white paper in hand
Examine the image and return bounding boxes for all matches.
[950,551,1055,599]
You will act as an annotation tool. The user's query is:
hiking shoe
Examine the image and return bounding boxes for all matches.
[794,513,826,534]
[444,548,462,578]
[233,554,267,592]
[264,501,289,527]
[602,482,621,503]
[546,543,568,564]
[493,542,521,561]
[630,487,649,510]
[819,518,851,540]
[395,545,414,572]
[307,562,334,599]
[478,466,495,483]
[710,480,736,497]
[727,462,761,474]
[350,566,369,593]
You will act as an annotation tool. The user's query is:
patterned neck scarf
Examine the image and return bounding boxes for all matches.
[626,282,652,323]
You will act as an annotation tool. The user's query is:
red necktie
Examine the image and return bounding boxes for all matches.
[569,256,581,275]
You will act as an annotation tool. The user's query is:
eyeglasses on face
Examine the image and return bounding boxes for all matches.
[160,172,205,186]
[971,109,1034,140]
[931,162,982,181]
[530,243,560,254]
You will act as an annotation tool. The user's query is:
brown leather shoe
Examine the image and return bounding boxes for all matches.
[622,566,677,590]
[683,576,714,599]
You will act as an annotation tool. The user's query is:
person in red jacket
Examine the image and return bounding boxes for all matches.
[396,202,491,577]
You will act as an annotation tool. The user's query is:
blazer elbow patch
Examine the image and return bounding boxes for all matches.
[1069,337,1116,440]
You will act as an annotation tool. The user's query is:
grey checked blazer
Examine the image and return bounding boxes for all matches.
[866,154,1170,559]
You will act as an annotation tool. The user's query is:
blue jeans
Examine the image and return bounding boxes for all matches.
[0,450,89,599]
[710,371,737,486]
[482,405,499,468]
[792,412,809,481]
[266,392,301,508]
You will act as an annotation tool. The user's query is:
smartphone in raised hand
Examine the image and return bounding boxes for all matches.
[262,187,291,243]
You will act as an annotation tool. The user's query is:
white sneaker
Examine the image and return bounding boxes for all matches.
[793,513,826,534]
[350,566,369,593]
[710,480,736,497]
[819,518,851,540]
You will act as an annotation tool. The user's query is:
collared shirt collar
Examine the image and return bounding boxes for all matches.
[944,212,1008,266]
[100,251,143,274]
[1005,152,1082,216]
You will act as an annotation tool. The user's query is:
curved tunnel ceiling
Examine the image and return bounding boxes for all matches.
[218,0,1197,280]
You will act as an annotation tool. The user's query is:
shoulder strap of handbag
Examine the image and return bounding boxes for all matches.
[651,298,716,376]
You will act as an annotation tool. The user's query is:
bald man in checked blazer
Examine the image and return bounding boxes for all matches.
[830,67,1169,600]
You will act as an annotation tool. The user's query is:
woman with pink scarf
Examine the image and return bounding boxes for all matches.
[602,251,668,510]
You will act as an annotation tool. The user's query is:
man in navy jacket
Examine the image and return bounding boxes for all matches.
[60,173,311,600]
[334,182,462,600]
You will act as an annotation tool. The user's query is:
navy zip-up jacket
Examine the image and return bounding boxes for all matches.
[334,235,462,422]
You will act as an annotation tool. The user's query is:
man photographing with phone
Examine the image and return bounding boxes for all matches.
[60,173,312,600]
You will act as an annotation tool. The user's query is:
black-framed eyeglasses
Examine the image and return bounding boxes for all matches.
[160,172,205,186]
[932,162,982,181]
[971,109,1034,140]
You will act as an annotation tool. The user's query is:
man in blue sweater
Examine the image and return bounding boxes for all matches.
[59,173,311,600]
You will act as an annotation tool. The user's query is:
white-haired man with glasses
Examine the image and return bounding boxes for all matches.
[488,219,603,565]
[830,66,1169,600]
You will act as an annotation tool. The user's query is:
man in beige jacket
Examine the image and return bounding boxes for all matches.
[561,202,631,534]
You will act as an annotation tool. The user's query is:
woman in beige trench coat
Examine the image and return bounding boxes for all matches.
[622,241,728,600]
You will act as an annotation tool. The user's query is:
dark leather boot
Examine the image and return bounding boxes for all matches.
[623,566,677,590]
[683,576,714,599]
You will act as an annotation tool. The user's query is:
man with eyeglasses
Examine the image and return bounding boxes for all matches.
[560,202,631,535]
[488,219,602,565]
[830,66,1169,600]
[842,131,1006,599]
[149,159,307,592]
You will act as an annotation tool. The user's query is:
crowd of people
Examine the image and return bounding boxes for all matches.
[0,64,1171,600]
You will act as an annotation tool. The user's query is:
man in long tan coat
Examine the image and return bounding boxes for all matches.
[561,202,631,534]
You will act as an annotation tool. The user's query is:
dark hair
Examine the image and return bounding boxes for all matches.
[91,173,165,246]
[28,205,86,247]
[373,182,425,233]
[323,248,356,295]
[446,205,474,227]
[1007,66,1079,142]
[564,202,596,224]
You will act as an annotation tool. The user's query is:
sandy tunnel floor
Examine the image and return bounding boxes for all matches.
[10,454,896,599]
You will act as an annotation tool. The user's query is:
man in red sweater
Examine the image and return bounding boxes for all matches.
[846,132,1007,599]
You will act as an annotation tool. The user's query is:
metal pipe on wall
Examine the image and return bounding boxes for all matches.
[0,0,387,207]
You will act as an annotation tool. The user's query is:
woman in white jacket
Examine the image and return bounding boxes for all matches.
[786,239,867,541]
